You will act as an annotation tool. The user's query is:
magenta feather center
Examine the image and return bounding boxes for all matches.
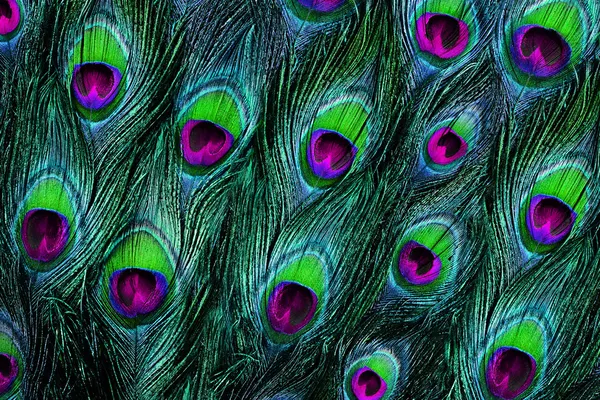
[415,13,469,59]
[486,347,537,399]
[526,194,576,245]
[21,208,69,263]
[351,366,387,400]
[267,281,318,335]
[72,62,122,110]
[180,120,235,167]
[510,25,571,78]
[109,268,169,319]
[0,0,20,36]
[398,240,441,285]
[427,127,468,165]
[307,129,357,180]
[0,354,17,394]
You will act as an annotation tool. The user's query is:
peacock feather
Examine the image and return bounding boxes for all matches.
[1,0,600,398]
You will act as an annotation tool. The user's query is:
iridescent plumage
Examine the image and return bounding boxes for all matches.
[0,0,599,398]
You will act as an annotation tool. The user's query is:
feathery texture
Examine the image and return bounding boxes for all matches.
[0,0,600,399]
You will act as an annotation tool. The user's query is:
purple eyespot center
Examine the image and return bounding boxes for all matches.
[511,25,571,78]
[0,0,20,37]
[180,120,235,167]
[521,28,562,62]
[526,194,576,245]
[267,281,318,335]
[412,246,435,275]
[72,62,122,110]
[296,0,345,12]
[0,0,12,19]
[351,366,388,400]
[486,347,537,399]
[426,15,459,49]
[21,208,69,263]
[109,268,169,319]
[427,127,468,165]
[398,240,441,285]
[416,13,469,59]
[0,353,17,394]
[307,129,357,180]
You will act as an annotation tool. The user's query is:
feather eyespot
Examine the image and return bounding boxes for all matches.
[177,85,247,175]
[68,24,128,121]
[351,366,388,400]
[426,127,468,166]
[109,268,169,319]
[501,0,588,85]
[344,351,400,400]
[180,120,235,167]
[103,229,175,326]
[266,281,318,335]
[398,240,442,286]
[0,0,20,38]
[485,347,537,399]
[21,209,70,263]
[510,25,571,78]
[481,319,545,400]
[0,330,23,397]
[410,0,478,68]
[261,253,327,343]
[283,0,358,23]
[416,13,469,59]
[392,218,459,294]
[15,175,78,272]
[300,99,368,188]
[420,111,479,175]
[307,129,357,181]
[526,194,576,245]
[519,162,588,253]
[72,62,123,111]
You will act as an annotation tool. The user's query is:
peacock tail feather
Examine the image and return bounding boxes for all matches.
[0,0,600,398]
